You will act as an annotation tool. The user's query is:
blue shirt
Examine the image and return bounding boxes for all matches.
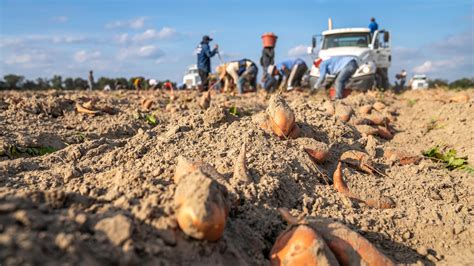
[276,58,306,76]
[197,42,217,72]
[368,21,378,33]
[315,56,357,88]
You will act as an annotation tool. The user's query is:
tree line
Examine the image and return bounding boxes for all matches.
[0,74,176,90]
[0,73,472,90]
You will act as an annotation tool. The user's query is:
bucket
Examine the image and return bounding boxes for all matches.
[262,32,277,48]
[329,87,352,98]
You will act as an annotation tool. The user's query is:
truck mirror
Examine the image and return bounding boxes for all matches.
[312,36,317,48]
[384,32,390,43]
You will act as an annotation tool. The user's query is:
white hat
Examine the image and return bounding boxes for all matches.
[149,79,157,86]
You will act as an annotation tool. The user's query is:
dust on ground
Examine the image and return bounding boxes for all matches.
[0,88,473,265]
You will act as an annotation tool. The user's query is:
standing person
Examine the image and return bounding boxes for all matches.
[276,58,308,91]
[260,47,275,74]
[216,59,258,94]
[196,35,218,91]
[88,70,94,91]
[368,17,378,34]
[314,56,358,100]
[395,69,407,93]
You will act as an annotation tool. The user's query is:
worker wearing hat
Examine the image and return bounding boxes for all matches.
[216,59,258,94]
[196,35,218,91]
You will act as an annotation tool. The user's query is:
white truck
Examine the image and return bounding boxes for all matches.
[410,74,429,90]
[182,64,201,89]
[308,25,391,91]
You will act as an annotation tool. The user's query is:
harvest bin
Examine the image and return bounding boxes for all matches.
[329,87,352,98]
[262,32,278,48]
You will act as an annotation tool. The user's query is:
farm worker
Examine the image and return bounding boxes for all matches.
[276,58,308,91]
[196,35,218,91]
[88,70,94,90]
[262,65,280,93]
[395,69,407,93]
[314,56,359,100]
[368,17,378,33]
[260,46,275,86]
[216,59,258,94]
[133,78,142,95]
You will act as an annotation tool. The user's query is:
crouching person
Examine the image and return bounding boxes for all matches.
[217,59,258,94]
[314,56,358,100]
[277,58,308,92]
[262,65,280,93]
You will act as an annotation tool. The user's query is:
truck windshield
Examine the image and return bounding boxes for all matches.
[323,33,371,49]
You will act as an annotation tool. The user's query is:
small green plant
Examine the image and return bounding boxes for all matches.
[145,114,158,126]
[407,99,418,107]
[426,118,444,132]
[229,106,240,116]
[423,146,473,174]
[5,145,56,158]
[75,132,87,142]
[132,111,158,126]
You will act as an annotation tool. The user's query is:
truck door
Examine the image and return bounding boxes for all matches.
[372,30,391,69]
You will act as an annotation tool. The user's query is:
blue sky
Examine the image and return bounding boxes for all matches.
[0,0,473,82]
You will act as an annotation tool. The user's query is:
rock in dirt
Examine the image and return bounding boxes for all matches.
[203,105,227,126]
[94,214,132,246]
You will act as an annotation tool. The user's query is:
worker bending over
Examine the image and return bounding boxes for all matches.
[314,56,358,100]
[276,58,308,91]
[217,59,258,94]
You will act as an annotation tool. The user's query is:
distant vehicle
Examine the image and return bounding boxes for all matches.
[308,18,391,91]
[411,74,429,90]
[183,64,201,89]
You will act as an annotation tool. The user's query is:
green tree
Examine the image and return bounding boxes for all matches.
[428,79,448,88]
[0,80,7,90]
[51,75,63,89]
[97,77,114,90]
[36,78,50,90]
[22,80,38,90]
[3,74,24,89]
[114,78,128,89]
[449,78,474,89]
[74,77,88,90]
[63,78,75,90]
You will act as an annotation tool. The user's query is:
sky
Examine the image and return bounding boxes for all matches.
[0,0,473,83]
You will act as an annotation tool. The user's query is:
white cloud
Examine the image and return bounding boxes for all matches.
[73,50,101,63]
[288,45,310,57]
[52,36,87,44]
[413,61,433,73]
[106,17,146,29]
[4,51,50,67]
[52,16,68,23]
[117,45,164,61]
[132,27,178,42]
[413,57,466,74]
[115,33,129,43]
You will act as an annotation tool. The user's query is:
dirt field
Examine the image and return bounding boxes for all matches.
[0,88,473,265]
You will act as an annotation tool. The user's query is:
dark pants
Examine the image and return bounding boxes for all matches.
[288,63,308,88]
[237,65,258,94]
[198,69,209,91]
[335,60,358,99]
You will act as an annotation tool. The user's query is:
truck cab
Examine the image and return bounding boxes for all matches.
[410,74,429,90]
[309,27,391,91]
